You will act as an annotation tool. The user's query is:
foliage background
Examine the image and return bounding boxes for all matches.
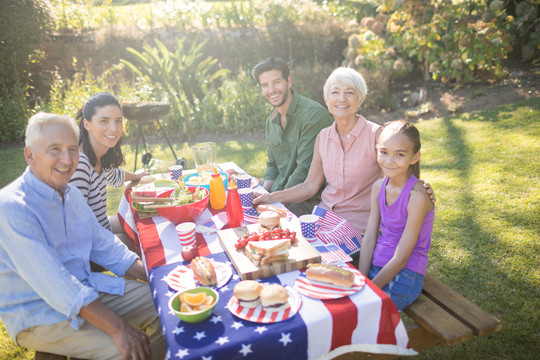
[1,0,538,143]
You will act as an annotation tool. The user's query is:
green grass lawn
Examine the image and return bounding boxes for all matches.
[1,98,538,359]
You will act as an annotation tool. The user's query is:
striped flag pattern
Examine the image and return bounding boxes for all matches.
[315,244,353,264]
[312,206,363,255]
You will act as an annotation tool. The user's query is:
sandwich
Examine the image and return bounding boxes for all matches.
[260,284,290,312]
[305,263,356,288]
[233,280,263,308]
[190,256,217,286]
[244,239,290,266]
[258,210,282,231]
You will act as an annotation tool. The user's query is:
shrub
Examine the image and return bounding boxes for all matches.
[0,0,52,142]
[120,37,230,136]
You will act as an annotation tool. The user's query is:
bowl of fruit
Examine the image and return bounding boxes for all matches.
[168,287,219,323]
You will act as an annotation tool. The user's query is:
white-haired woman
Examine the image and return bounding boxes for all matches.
[254,67,434,238]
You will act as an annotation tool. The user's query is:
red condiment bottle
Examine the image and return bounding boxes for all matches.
[226,181,244,228]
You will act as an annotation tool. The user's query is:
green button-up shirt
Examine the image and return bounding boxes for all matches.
[265,92,333,193]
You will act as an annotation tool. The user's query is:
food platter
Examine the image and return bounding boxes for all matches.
[166,261,233,292]
[294,267,365,300]
[227,285,301,323]
[218,223,321,281]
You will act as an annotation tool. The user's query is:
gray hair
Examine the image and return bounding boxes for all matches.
[25,112,80,147]
[323,67,368,103]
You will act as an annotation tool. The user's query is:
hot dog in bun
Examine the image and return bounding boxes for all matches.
[305,263,355,288]
[256,204,287,218]
[233,280,263,308]
[191,256,217,286]
[260,284,290,312]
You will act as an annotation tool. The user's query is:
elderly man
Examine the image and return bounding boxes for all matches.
[0,113,165,359]
[252,57,333,216]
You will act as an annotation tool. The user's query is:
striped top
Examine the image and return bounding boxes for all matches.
[70,152,125,231]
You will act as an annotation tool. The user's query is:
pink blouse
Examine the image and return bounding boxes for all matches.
[318,116,382,234]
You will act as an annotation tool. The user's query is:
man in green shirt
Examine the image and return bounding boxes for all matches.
[252,57,333,216]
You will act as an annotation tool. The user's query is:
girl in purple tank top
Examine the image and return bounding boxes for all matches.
[358,120,435,311]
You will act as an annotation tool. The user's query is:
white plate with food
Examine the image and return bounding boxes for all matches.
[228,282,302,323]
[295,264,365,300]
[166,260,232,292]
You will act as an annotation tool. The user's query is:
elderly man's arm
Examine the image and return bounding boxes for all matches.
[126,259,148,282]
[79,300,151,360]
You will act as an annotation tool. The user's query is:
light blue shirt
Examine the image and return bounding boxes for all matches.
[0,169,139,340]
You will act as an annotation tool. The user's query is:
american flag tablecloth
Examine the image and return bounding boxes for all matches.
[117,164,416,359]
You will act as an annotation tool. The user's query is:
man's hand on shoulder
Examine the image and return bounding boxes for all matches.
[421,181,436,204]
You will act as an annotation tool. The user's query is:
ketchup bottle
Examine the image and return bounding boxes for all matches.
[209,168,226,210]
[226,181,244,228]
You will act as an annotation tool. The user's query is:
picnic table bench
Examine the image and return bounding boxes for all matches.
[35,273,502,360]
[334,273,502,359]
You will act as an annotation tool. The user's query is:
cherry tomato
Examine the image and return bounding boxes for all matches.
[251,233,259,241]
[283,229,291,237]
[290,233,296,244]
[273,228,281,234]
[262,230,271,238]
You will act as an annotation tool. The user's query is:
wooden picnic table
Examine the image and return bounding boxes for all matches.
[331,273,502,359]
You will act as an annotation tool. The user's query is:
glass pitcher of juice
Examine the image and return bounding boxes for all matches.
[191,142,216,172]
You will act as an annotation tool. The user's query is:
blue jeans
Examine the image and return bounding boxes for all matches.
[369,265,424,311]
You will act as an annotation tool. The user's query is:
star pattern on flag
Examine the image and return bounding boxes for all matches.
[172,326,185,335]
[149,273,154,282]
[279,332,293,346]
[254,326,268,334]
[194,331,206,340]
[162,326,166,335]
[153,288,157,298]
[166,290,175,297]
[168,309,176,316]
[210,315,222,324]
[162,275,168,282]
[175,348,189,358]
[216,336,229,345]
[231,321,244,330]
[239,344,253,356]
[158,305,162,314]
[202,356,212,360]
[165,350,171,360]
[232,274,241,281]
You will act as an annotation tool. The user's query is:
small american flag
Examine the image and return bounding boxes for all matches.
[316,244,353,264]
[200,211,229,231]
[312,206,363,255]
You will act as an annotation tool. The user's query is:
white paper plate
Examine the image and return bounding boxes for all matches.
[295,267,365,300]
[227,285,301,323]
[166,261,232,291]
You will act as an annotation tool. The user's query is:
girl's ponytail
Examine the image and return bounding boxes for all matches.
[399,122,421,178]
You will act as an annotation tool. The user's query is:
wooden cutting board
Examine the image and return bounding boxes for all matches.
[218,223,321,280]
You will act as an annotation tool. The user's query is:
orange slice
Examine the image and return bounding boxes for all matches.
[203,296,214,306]
[183,292,207,307]
[180,302,193,313]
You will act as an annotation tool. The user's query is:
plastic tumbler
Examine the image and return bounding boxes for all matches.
[299,214,319,242]
[176,222,196,247]
[237,188,254,209]
[169,165,183,182]
[236,174,252,189]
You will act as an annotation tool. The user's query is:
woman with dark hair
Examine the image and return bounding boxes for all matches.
[70,92,147,253]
